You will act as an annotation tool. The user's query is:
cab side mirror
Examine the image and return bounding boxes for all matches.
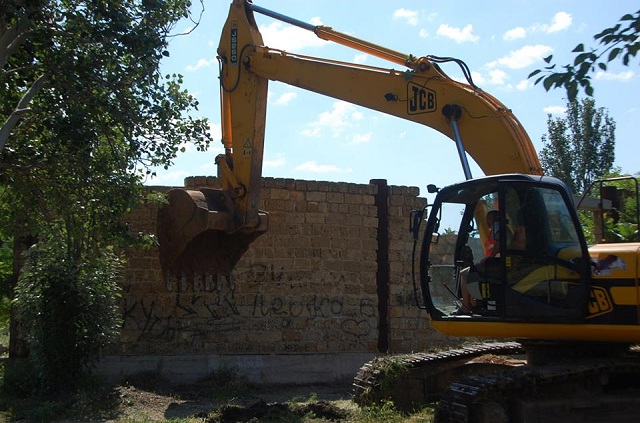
[409,209,423,240]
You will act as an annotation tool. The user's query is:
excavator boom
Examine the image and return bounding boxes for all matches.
[227,1,542,178]
[157,0,542,280]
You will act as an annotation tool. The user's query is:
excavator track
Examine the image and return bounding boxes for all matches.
[435,355,640,423]
[352,342,525,410]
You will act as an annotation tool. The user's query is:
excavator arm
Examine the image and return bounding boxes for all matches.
[157,0,542,280]
[220,1,541,176]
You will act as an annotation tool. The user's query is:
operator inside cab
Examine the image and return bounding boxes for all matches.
[425,176,589,321]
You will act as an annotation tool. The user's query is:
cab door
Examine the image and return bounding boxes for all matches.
[498,183,589,321]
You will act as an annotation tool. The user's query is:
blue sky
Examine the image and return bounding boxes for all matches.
[148,1,638,194]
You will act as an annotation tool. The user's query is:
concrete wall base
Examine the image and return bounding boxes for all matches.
[97,352,376,385]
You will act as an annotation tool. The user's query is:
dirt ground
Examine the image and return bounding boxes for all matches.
[112,377,355,422]
[109,353,522,421]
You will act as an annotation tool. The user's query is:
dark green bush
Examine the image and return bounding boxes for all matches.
[14,242,122,392]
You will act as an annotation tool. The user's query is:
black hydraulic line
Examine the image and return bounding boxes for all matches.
[247,3,317,33]
[428,55,479,90]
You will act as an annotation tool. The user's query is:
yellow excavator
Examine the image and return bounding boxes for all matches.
[158,1,640,421]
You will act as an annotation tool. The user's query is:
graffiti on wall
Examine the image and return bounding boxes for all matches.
[251,294,374,338]
[121,267,378,348]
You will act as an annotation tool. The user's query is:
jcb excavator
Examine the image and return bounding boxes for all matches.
[157,1,640,421]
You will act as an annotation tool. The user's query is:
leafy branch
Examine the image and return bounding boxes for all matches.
[529,9,639,101]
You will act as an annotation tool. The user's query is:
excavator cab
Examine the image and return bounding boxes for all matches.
[419,174,592,332]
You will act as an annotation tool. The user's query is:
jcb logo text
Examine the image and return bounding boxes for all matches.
[587,286,612,318]
[407,82,436,115]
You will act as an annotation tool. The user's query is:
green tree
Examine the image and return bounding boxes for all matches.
[580,170,640,243]
[529,9,639,101]
[1,0,213,390]
[540,98,616,195]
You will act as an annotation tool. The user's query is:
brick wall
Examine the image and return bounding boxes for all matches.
[115,177,459,359]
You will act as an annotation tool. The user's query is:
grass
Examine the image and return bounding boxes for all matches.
[355,354,411,406]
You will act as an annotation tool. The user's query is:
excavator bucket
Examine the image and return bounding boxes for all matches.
[156,188,268,281]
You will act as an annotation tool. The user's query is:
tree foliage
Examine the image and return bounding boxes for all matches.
[529,9,639,101]
[1,0,213,255]
[1,0,212,164]
[540,98,616,195]
[0,0,213,387]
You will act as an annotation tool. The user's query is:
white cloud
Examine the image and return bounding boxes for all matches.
[353,53,368,64]
[302,101,364,138]
[489,44,553,69]
[470,71,486,85]
[352,132,372,144]
[260,21,327,51]
[350,110,364,121]
[185,57,216,72]
[533,12,572,34]
[436,24,479,43]
[419,29,429,38]
[301,126,321,138]
[504,27,526,41]
[295,160,352,174]
[489,69,509,85]
[516,79,533,90]
[543,105,567,115]
[547,12,572,33]
[466,70,513,88]
[595,70,634,81]
[274,91,297,106]
[394,8,419,26]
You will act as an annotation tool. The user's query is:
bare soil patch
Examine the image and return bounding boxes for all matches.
[112,374,355,422]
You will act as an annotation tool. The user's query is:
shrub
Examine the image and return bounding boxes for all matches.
[14,241,123,392]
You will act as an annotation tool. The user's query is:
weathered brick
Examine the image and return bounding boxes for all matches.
[270,188,290,200]
[306,191,327,202]
[117,178,462,358]
[327,192,344,203]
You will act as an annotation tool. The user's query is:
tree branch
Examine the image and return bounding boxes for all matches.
[0,74,48,152]
[0,14,33,69]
